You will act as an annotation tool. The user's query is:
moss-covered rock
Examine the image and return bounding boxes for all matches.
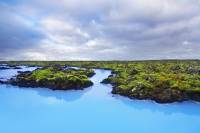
[8,65,94,90]
[99,61,200,103]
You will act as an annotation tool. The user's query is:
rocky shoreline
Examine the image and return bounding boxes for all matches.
[101,72,200,104]
[111,85,200,103]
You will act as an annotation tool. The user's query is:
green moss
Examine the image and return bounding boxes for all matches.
[31,68,52,80]
[5,60,200,94]
[130,80,154,90]
[118,85,130,90]
[14,65,94,89]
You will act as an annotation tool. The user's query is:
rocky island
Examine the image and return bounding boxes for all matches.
[100,61,200,103]
[7,65,95,90]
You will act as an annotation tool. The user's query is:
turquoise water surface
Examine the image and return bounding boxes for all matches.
[0,66,200,133]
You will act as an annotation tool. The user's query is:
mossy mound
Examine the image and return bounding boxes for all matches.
[9,65,94,90]
[99,61,200,103]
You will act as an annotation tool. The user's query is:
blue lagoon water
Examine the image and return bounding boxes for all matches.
[0,67,200,133]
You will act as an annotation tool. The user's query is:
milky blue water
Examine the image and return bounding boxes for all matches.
[0,66,200,133]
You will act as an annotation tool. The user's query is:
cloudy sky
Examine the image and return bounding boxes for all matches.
[1,0,200,60]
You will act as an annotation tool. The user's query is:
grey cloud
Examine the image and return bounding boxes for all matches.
[0,3,43,53]
[1,0,200,60]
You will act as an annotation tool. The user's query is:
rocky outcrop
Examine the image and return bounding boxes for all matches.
[9,75,93,90]
[7,65,94,90]
[109,83,200,103]
[102,70,200,104]
[186,66,200,74]
[112,86,187,103]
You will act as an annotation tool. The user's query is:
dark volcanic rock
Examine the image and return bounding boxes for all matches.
[112,86,187,103]
[150,88,186,103]
[186,66,200,74]
[101,78,110,84]
[186,91,200,102]
[112,84,200,103]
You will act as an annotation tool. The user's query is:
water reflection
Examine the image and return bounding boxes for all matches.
[33,87,91,102]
